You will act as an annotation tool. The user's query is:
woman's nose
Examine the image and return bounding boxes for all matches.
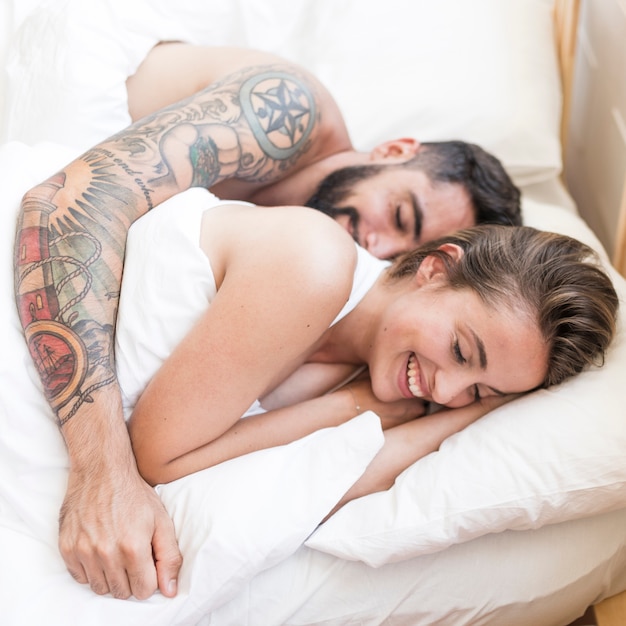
[431,370,471,408]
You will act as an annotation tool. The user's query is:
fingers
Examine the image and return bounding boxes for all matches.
[60,534,123,597]
[116,535,159,600]
[153,515,183,598]
[63,551,88,586]
[60,524,158,599]
[378,402,426,430]
[479,393,518,412]
[58,475,179,600]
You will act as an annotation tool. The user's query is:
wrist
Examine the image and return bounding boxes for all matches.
[346,385,362,416]
[61,388,137,476]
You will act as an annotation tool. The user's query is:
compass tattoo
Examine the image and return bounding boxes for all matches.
[239,71,316,159]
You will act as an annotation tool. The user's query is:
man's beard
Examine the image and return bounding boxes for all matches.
[306,203,360,243]
[304,164,382,244]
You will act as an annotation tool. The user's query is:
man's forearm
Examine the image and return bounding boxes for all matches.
[14,61,321,430]
[14,159,142,428]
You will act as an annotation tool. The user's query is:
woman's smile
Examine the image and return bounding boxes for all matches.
[403,353,426,399]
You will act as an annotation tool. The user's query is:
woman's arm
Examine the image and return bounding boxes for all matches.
[132,376,427,486]
[329,395,515,515]
[128,205,360,484]
[259,362,364,411]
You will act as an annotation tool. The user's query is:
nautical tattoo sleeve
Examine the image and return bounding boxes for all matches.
[13,63,320,425]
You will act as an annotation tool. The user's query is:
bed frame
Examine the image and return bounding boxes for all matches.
[555,0,626,622]
[556,0,626,280]
[595,594,626,626]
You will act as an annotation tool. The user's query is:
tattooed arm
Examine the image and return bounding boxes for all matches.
[13,56,350,600]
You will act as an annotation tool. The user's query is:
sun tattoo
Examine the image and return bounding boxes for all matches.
[42,150,151,236]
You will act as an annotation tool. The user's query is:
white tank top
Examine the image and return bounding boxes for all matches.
[115,188,389,418]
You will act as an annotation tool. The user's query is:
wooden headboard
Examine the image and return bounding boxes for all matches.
[554,3,626,624]
[555,0,626,278]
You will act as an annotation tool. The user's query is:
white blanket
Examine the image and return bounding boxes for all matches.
[4,1,626,624]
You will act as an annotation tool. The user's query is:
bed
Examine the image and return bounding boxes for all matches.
[2,1,626,624]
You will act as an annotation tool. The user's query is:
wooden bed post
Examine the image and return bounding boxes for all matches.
[554,0,626,279]
[595,589,626,626]
[554,0,626,617]
[553,0,580,163]
[612,180,626,277]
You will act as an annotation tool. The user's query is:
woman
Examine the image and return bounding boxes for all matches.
[116,188,618,502]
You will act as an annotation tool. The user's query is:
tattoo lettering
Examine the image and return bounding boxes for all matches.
[88,147,155,211]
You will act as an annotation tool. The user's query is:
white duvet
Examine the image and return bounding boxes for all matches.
[3,1,626,625]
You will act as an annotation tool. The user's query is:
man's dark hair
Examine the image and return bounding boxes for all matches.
[408,140,521,226]
[305,140,522,227]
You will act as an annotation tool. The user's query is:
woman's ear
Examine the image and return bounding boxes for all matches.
[415,243,465,286]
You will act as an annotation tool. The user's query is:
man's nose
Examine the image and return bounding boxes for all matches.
[363,231,403,259]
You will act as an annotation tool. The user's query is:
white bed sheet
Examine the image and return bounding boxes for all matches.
[3,1,626,625]
[3,504,626,626]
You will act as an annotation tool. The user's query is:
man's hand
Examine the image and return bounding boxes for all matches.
[59,464,182,600]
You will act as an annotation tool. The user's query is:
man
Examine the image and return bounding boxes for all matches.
[13,45,520,602]
[127,44,520,259]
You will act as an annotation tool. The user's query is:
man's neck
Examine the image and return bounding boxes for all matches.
[247,149,367,206]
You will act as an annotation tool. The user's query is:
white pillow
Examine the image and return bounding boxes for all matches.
[305,200,626,566]
[4,0,561,185]
[156,411,383,621]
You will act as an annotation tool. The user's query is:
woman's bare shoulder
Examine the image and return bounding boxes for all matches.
[201,203,357,294]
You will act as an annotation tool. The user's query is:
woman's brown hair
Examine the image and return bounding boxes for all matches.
[388,225,619,387]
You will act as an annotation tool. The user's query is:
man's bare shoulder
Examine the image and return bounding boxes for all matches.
[127,44,330,122]
[127,45,283,119]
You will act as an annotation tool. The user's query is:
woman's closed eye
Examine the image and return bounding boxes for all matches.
[394,205,405,232]
[454,340,481,402]
[453,339,466,364]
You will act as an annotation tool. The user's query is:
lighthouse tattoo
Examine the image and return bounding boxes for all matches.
[14,168,120,424]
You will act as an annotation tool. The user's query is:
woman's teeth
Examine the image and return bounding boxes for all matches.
[407,354,424,398]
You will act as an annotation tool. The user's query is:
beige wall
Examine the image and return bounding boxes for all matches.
[564,0,626,269]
